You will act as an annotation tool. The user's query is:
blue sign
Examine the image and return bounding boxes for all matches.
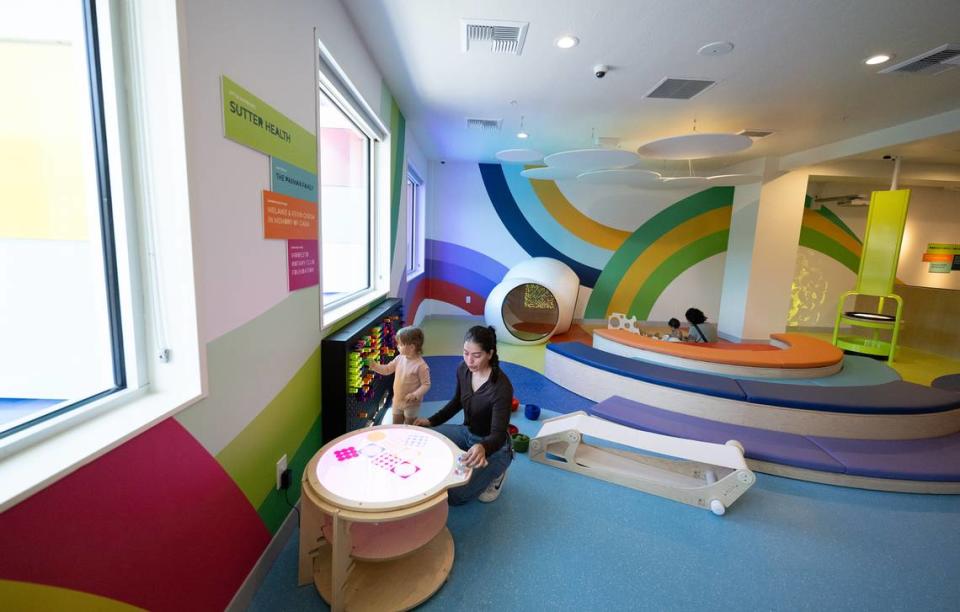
[271,157,317,203]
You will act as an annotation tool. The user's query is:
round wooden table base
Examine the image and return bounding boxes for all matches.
[313,527,454,612]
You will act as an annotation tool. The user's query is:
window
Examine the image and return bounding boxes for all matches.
[319,94,371,303]
[316,41,389,327]
[0,0,200,507]
[406,166,425,279]
[0,0,125,438]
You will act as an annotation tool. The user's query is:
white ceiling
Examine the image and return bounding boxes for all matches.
[846,130,960,164]
[344,0,960,167]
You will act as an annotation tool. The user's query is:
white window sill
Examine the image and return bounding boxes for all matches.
[0,385,203,512]
[323,288,389,332]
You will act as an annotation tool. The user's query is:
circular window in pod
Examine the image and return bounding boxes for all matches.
[501,283,559,342]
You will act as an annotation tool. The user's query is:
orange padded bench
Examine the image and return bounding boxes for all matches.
[593,329,842,369]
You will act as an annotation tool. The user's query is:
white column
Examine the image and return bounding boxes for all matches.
[718,168,809,341]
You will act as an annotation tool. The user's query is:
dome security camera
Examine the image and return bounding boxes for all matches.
[593,64,609,79]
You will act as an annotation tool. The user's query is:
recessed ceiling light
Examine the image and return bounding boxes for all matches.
[865,54,891,65]
[697,41,734,57]
[555,35,579,49]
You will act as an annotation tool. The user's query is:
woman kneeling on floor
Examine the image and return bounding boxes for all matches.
[414,325,513,504]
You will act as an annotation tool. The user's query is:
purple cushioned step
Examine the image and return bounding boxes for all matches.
[809,435,960,482]
[932,374,960,393]
[588,395,844,474]
[737,380,960,415]
[548,342,746,400]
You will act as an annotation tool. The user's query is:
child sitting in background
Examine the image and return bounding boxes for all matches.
[667,317,684,341]
[369,326,431,424]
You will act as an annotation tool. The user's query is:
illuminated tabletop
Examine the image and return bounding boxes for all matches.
[298,425,471,612]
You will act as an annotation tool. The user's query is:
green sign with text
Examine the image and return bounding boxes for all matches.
[221,75,317,173]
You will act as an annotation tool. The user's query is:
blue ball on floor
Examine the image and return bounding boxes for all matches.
[524,403,541,420]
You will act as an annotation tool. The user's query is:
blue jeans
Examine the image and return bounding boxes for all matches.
[433,424,513,505]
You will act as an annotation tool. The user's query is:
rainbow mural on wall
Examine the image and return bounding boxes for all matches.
[409,164,866,326]
[799,203,863,272]
[0,419,271,611]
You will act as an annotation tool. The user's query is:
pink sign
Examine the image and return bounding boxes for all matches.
[288,239,319,291]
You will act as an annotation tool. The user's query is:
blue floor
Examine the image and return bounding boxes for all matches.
[249,361,960,611]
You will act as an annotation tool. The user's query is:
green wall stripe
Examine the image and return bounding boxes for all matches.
[389,96,406,262]
[256,412,322,533]
[815,206,862,244]
[215,348,321,510]
[585,187,733,318]
[799,228,860,273]
[176,289,321,456]
[626,230,730,319]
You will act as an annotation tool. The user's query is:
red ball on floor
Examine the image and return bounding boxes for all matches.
[511,397,520,412]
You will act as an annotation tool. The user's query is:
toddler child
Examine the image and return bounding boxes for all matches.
[369,326,431,425]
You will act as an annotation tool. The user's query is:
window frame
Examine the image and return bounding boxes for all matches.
[317,89,375,308]
[405,164,425,280]
[316,38,391,330]
[0,0,128,441]
[0,0,202,511]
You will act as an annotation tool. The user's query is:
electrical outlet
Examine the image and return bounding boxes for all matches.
[465,295,472,304]
[276,454,288,490]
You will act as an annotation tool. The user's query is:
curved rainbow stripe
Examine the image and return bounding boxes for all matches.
[0,419,269,611]
[500,164,621,269]
[619,208,731,318]
[404,240,507,321]
[585,187,734,318]
[816,204,861,243]
[479,163,602,286]
[524,168,631,251]
[800,208,862,273]
[0,580,145,612]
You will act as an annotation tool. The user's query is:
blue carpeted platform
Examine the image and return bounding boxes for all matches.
[590,395,960,482]
[932,374,960,392]
[423,356,594,415]
[548,342,960,415]
[665,354,901,387]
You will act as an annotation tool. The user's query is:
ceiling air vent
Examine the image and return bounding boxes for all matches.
[738,129,775,139]
[879,43,960,75]
[814,194,869,207]
[461,19,529,55]
[466,118,502,132]
[645,77,716,100]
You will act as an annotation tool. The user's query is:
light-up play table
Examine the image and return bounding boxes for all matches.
[298,425,471,611]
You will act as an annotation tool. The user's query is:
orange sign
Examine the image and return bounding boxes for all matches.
[922,253,953,262]
[263,190,317,240]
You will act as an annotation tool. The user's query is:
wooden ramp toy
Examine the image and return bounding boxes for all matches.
[529,411,755,515]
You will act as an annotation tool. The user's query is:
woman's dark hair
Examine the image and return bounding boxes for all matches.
[668,318,681,330]
[684,308,708,343]
[464,325,500,371]
[685,308,707,325]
